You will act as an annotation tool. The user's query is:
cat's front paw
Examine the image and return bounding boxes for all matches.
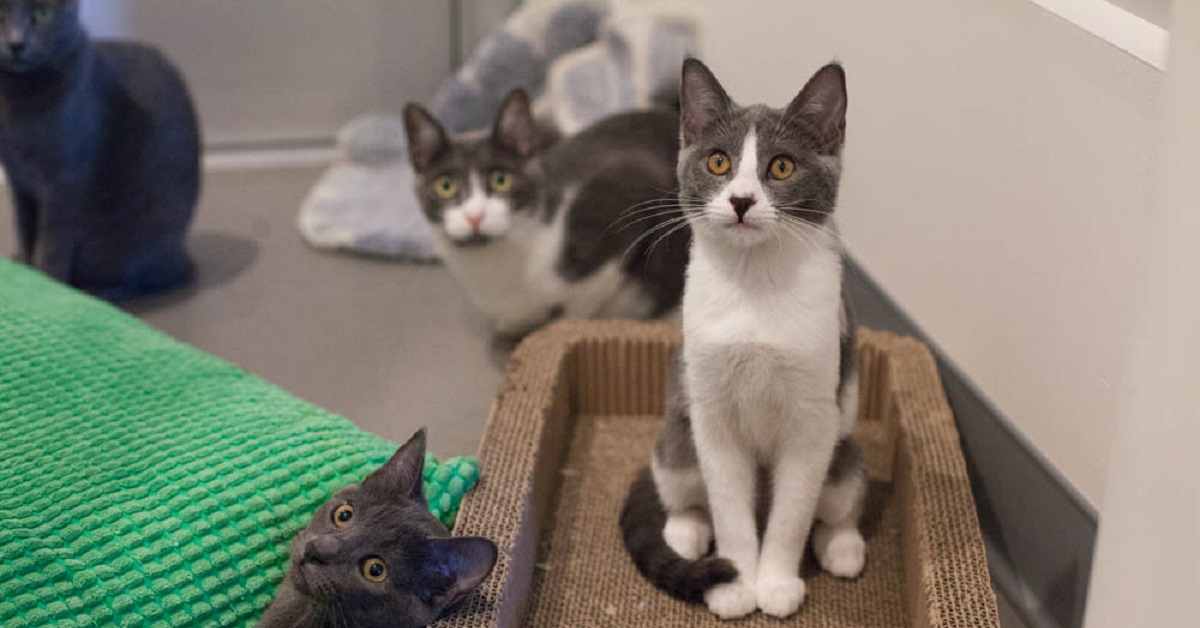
[813,525,866,578]
[756,575,806,618]
[705,580,757,620]
[663,514,712,560]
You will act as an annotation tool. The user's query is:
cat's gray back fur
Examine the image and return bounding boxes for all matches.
[545,109,688,312]
[0,3,200,300]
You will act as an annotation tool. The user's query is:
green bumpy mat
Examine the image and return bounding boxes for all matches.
[0,260,471,627]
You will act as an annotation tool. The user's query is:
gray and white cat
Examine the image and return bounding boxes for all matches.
[404,90,688,336]
[621,59,866,619]
[258,429,497,628]
[0,0,199,300]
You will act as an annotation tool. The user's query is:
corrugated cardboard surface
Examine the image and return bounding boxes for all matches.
[436,321,999,628]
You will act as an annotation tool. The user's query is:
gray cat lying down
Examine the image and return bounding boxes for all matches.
[258,430,497,628]
[0,0,199,301]
[404,89,689,337]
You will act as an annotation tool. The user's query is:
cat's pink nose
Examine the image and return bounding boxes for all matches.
[465,213,484,230]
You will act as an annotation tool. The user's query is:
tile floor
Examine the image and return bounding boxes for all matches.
[1,166,503,457]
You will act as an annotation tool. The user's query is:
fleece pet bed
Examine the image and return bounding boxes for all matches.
[0,260,472,627]
[296,0,695,262]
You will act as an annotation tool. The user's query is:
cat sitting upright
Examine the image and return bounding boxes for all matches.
[621,59,866,620]
[0,0,199,300]
[258,429,497,628]
[404,90,689,337]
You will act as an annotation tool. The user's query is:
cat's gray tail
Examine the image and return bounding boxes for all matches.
[619,468,737,604]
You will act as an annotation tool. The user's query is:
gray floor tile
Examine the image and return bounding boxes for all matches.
[1,166,503,458]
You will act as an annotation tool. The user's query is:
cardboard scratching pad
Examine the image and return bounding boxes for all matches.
[436,321,1000,628]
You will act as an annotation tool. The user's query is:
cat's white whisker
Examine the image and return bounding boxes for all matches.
[621,215,695,264]
[644,220,694,260]
[612,209,692,234]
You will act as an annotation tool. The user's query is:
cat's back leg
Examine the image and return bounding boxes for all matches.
[98,235,196,301]
[651,353,711,560]
[812,436,868,579]
[652,410,710,560]
[812,291,868,578]
[102,43,201,300]
[556,159,680,319]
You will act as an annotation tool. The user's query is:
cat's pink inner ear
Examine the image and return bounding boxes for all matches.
[680,58,732,147]
[493,89,534,157]
[786,63,848,151]
[404,105,448,172]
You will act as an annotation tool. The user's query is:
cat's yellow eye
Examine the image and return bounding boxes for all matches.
[33,2,54,25]
[707,151,731,176]
[332,504,354,527]
[489,169,513,193]
[362,557,388,582]
[769,156,796,180]
[434,176,458,199]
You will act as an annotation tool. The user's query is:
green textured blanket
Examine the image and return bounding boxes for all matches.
[0,260,406,627]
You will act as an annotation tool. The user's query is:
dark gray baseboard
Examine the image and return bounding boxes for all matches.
[844,257,1097,628]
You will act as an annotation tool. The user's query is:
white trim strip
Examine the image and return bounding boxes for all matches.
[202,147,339,172]
[1027,0,1170,70]
[0,146,339,186]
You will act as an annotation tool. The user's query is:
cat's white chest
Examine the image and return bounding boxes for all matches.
[684,243,841,350]
[438,215,563,330]
[439,198,652,331]
[682,239,844,407]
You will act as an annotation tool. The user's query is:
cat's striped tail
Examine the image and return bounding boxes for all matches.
[619,468,737,604]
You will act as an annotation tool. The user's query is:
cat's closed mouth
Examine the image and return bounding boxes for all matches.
[453,233,494,247]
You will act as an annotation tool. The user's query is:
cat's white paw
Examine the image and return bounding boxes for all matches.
[813,525,866,578]
[705,581,757,619]
[663,514,712,560]
[756,575,806,618]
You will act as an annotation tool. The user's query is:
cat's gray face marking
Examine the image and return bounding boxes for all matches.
[404,90,541,247]
[0,0,82,73]
[677,58,847,249]
[286,430,497,628]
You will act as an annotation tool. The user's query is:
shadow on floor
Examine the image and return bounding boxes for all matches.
[122,231,260,314]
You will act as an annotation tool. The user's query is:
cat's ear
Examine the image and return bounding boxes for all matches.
[785,62,848,154]
[363,428,427,502]
[404,104,449,173]
[422,537,498,609]
[491,89,535,158]
[680,58,733,147]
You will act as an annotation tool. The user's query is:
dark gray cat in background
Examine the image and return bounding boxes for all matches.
[0,0,199,300]
[404,90,689,337]
[258,429,498,628]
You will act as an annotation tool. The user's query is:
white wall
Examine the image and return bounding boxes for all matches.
[1109,0,1171,27]
[687,0,1163,506]
[1087,2,1200,625]
[81,1,453,146]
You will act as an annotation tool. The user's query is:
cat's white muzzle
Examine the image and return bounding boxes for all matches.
[700,203,776,248]
[442,195,512,242]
